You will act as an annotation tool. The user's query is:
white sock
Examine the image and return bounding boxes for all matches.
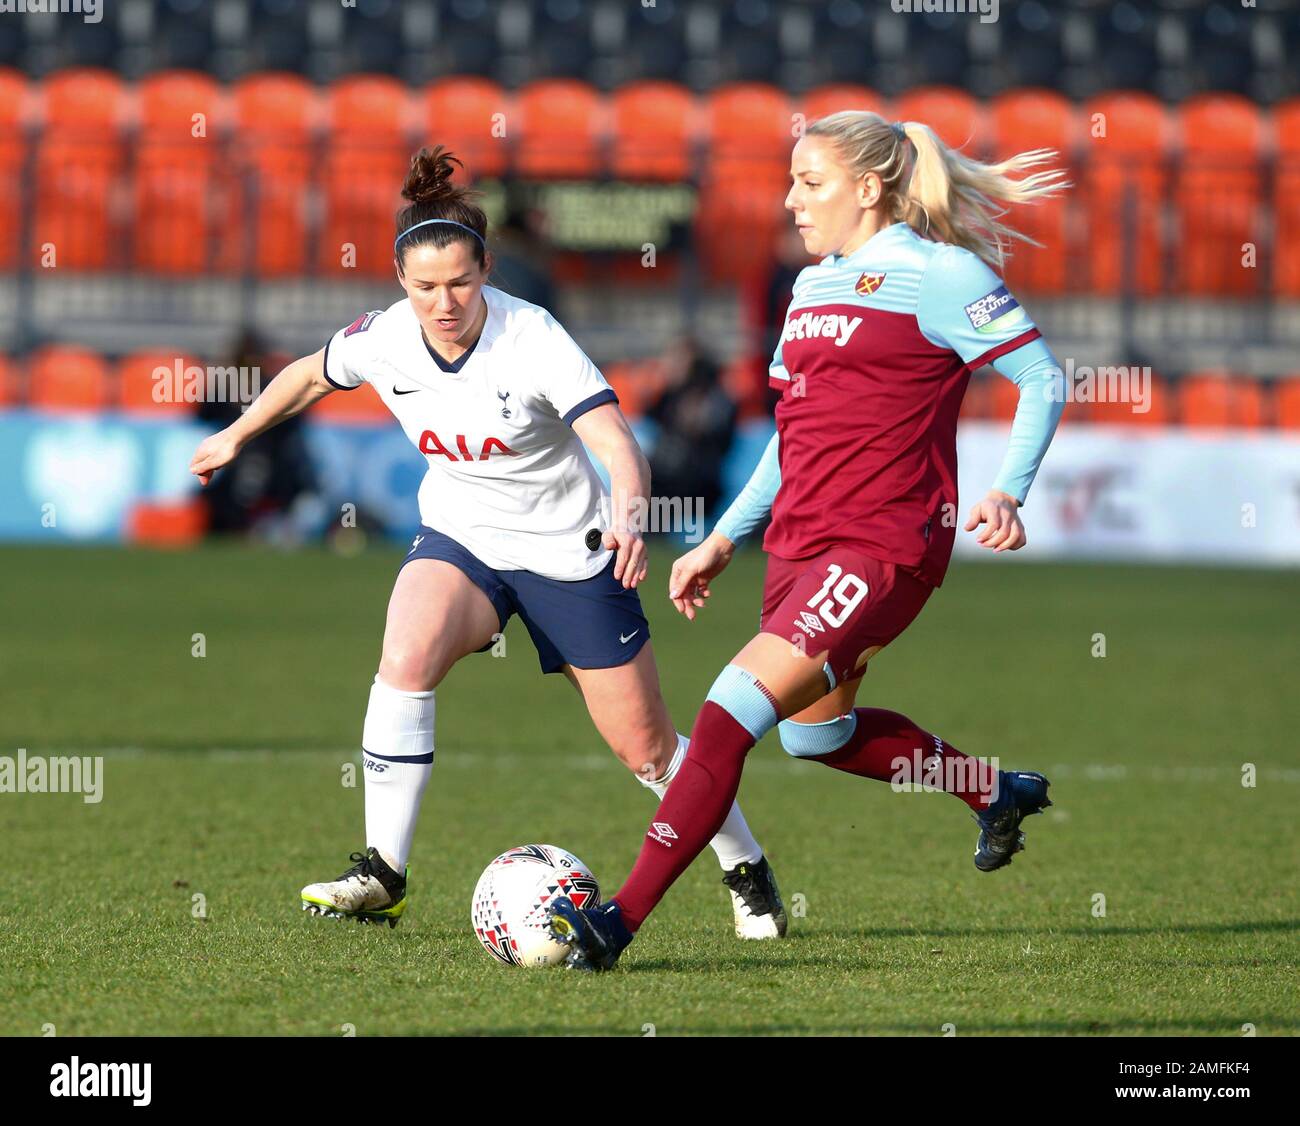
[639,732,763,870]
[361,675,435,873]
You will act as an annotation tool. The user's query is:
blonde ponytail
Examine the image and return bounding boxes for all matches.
[806,112,1070,270]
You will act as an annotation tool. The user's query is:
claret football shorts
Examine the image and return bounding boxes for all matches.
[759,547,934,687]
[399,526,650,674]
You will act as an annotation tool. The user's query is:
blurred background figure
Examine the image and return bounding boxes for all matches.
[646,338,738,521]
[488,191,557,312]
[196,330,322,544]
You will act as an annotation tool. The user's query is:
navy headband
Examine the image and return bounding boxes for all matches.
[394,218,485,254]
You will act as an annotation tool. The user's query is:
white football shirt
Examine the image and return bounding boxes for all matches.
[323,286,618,580]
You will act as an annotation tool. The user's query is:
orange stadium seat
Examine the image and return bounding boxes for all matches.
[230,74,320,277]
[1176,96,1265,296]
[610,82,697,181]
[989,89,1078,294]
[311,381,393,422]
[1271,99,1300,297]
[0,70,32,270]
[134,71,227,274]
[1080,92,1170,296]
[703,82,792,161]
[698,84,792,283]
[1275,379,1300,430]
[0,68,33,129]
[138,70,227,138]
[322,77,413,278]
[118,349,205,415]
[1084,370,1170,425]
[513,80,607,179]
[41,68,131,131]
[231,72,319,137]
[326,75,411,140]
[32,70,131,271]
[27,346,111,412]
[1179,372,1267,429]
[892,86,986,154]
[421,78,510,179]
[797,85,888,126]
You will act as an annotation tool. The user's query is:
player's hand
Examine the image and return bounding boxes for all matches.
[604,527,648,589]
[964,489,1026,552]
[668,534,735,620]
[189,429,243,487]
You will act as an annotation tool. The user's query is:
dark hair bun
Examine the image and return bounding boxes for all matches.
[402,145,465,206]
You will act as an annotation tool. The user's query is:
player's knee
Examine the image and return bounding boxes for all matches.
[610,724,670,778]
[378,648,442,693]
[778,713,858,759]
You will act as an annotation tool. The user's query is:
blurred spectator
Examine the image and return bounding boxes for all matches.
[196,331,321,540]
[489,194,557,312]
[731,219,815,417]
[647,339,738,519]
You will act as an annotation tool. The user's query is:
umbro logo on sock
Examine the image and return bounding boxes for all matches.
[648,821,677,847]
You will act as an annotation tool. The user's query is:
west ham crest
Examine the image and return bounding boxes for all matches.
[855,272,886,296]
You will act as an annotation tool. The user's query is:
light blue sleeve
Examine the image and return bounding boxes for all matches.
[713,430,780,545]
[916,245,1039,365]
[987,338,1066,505]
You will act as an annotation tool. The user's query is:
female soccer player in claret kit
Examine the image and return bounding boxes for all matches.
[188,147,787,939]
[547,113,1070,969]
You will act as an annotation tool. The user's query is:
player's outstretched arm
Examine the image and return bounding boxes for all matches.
[571,401,651,589]
[189,348,334,486]
[667,431,781,619]
[964,338,1066,552]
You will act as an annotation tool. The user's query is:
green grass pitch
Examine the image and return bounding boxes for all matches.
[1,543,1296,1036]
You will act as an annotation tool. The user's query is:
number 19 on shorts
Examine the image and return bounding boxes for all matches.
[806,564,869,627]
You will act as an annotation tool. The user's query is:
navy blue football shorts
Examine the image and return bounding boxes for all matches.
[398,526,651,674]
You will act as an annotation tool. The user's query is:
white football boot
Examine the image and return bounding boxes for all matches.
[300,847,408,928]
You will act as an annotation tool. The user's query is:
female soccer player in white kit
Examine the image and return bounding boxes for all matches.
[189,147,785,937]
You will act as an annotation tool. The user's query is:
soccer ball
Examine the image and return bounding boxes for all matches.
[470,844,601,967]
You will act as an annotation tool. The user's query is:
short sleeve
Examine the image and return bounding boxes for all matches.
[917,246,1041,369]
[532,311,618,425]
[323,310,384,391]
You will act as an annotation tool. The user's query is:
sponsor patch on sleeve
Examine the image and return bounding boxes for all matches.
[963,286,1026,334]
[343,310,381,337]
